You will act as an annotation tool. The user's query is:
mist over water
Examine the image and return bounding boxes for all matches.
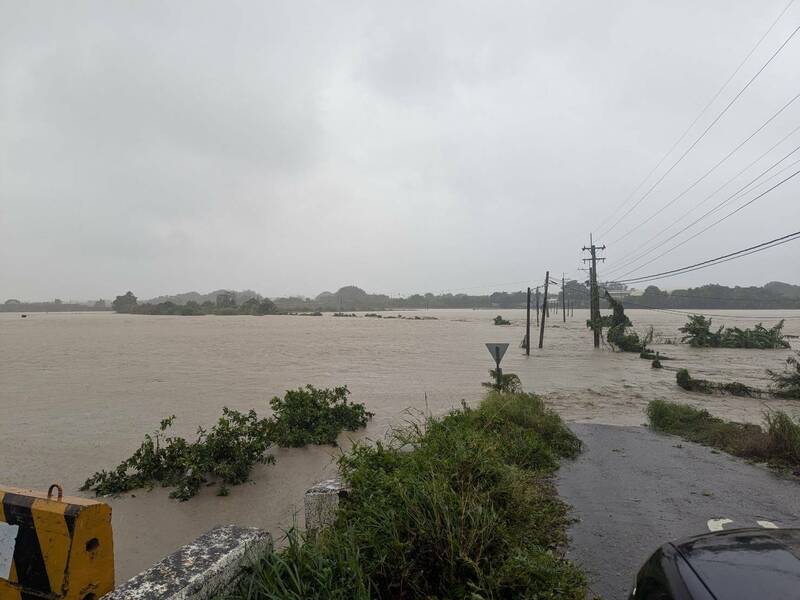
[1,309,798,578]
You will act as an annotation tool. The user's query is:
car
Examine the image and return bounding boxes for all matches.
[629,528,800,599]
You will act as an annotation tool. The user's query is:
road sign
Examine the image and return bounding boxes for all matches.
[485,343,509,367]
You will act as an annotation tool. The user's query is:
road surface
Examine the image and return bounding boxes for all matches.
[557,423,800,599]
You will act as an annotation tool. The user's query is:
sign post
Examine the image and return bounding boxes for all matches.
[485,343,509,389]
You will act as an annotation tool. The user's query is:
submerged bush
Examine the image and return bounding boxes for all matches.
[493,315,511,325]
[679,314,789,349]
[83,385,373,500]
[482,368,523,393]
[268,385,374,447]
[227,392,586,599]
[767,352,800,399]
[81,409,274,501]
[675,369,758,397]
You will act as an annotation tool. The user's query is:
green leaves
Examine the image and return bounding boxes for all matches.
[268,385,374,447]
[679,315,789,348]
[81,386,372,500]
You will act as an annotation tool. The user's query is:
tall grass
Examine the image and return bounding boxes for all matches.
[225,392,586,599]
[647,399,800,470]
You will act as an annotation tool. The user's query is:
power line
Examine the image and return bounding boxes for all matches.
[614,166,800,280]
[605,117,800,276]
[606,141,800,277]
[615,230,800,285]
[595,0,797,234]
[599,21,800,238]
[610,92,800,247]
[618,302,800,320]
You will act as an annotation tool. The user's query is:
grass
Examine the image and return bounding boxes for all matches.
[647,399,800,471]
[225,391,587,599]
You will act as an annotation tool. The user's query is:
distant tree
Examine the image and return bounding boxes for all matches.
[256,298,279,315]
[112,291,138,313]
[54,298,62,305]
[643,285,666,297]
[4,299,21,305]
[94,299,106,308]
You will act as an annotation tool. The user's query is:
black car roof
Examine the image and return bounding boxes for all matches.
[672,528,800,600]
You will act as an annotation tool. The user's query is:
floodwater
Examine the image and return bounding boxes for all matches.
[1,309,798,580]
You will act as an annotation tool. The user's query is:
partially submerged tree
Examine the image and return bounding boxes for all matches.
[603,292,647,353]
[679,315,789,349]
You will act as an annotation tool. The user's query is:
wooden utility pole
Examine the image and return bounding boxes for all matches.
[582,235,606,348]
[535,287,540,325]
[538,271,549,349]
[525,287,531,356]
[562,273,566,323]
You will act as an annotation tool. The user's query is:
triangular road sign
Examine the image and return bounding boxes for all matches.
[485,343,509,366]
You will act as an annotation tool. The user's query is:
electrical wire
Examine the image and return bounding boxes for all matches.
[606,142,800,278]
[595,0,797,234]
[599,21,800,238]
[610,93,800,246]
[614,230,800,285]
[614,166,800,280]
[605,119,800,277]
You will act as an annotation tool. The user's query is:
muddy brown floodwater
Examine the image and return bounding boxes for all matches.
[1,309,798,579]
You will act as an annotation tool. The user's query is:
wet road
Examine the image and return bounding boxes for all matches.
[557,423,800,600]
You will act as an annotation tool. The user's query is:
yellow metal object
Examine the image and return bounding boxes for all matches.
[0,485,114,600]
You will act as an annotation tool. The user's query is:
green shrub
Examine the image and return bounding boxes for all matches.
[228,392,586,599]
[268,385,374,447]
[679,315,789,348]
[83,386,373,500]
[482,369,523,393]
[493,315,511,325]
[81,409,274,501]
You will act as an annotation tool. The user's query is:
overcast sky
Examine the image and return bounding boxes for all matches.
[2,1,799,301]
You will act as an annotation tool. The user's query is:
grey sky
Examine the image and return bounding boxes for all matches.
[2,0,799,301]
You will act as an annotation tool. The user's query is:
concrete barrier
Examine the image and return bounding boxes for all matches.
[103,525,270,600]
[304,478,348,532]
[0,484,114,600]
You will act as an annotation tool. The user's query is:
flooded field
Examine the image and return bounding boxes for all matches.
[1,309,798,579]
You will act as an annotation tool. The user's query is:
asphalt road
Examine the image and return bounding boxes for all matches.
[556,424,800,600]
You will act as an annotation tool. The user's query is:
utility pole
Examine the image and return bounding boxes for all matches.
[582,235,606,348]
[535,287,540,325]
[562,273,566,323]
[525,287,531,356]
[538,271,549,349]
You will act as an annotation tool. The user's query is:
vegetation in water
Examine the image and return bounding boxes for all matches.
[595,292,649,353]
[482,368,523,393]
[493,315,511,325]
[678,314,789,348]
[82,386,372,500]
[675,368,759,397]
[81,409,275,501]
[225,391,586,599]
[647,400,800,472]
[768,352,800,399]
[268,385,374,447]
